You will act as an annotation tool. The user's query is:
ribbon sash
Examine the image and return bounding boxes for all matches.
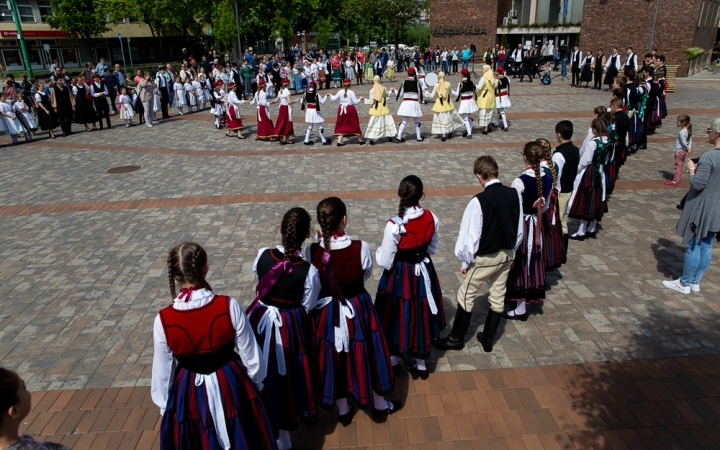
[195,373,231,450]
[257,304,286,375]
[415,258,438,315]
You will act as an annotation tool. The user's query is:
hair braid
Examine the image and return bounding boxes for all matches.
[167,253,176,300]
[280,207,312,261]
[283,215,297,260]
[318,210,332,252]
[398,196,408,219]
[536,138,557,190]
[534,162,543,201]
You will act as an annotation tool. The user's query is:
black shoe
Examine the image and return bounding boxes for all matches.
[441,136,446,142]
[477,310,503,353]
[502,311,529,322]
[369,140,375,145]
[322,140,331,146]
[371,400,402,423]
[304,140,314,145]
[417,137,424,142]
[395,137,405,143]
[433,306,472,350]
[586,231,597,239]
[338,405,356,427]
[482,129,488,135]
[410,363,429,380]
[462,131,468,137]
[337,142,345,147]
[359,140,366,145]
[569,233,585,241]
[465,135,472,139]
[392,364,406,376]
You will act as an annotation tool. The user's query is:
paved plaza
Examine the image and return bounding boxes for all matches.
[1,73,720,448]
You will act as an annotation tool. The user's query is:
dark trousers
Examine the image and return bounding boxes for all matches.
[571,64,580,85]
[109,90,118,112]
[159,86,170,118]
[135,101,145,124]
[452,60,458,73]
[93,97,111,129]
[325,73,331,90]
[593,68,603,89]
[520,65,533,81]
[57,110,72,135]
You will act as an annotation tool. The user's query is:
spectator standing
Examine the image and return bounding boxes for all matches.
[137,72,155,127]
[103,68,119,115]
[451,47,459,73]
[461,45,471,70]
[95,57,108,75]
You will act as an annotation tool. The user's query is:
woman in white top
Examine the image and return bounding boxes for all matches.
[270,78,299,144]
[172,76,186,114]
[225,82,247,139]
[344,57,355,81]
[250,78,274,140]
[328,79,366,146]
[0,92,25,144]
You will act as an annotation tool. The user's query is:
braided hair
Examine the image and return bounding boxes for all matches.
[281,207,311,261]
[591,117,608,138]
[523,142,545,201]
[0,368,20,428]
[535,138,557,190]
[316,197,347,251]
[167,242,212,300]
[397,175,424,218]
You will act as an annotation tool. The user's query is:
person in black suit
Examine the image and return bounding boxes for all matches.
[570,45,582,87]
[519,51,534,82]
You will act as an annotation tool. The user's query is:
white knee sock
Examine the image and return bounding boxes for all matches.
[415,358,427,371]
[415,121,422,139]
[305,126,312,142]
[178,107,183,114]
[397,119,408,138]
[391,356,402,366]
[514,300,526,315]
[373,391,389,410]
[336,398,350,415]
[319,127,326,143]
[214,118,219,127]
[588,219,597,233]
[464,114,472,135]
[277,429,292,450]
[500,110,508,128]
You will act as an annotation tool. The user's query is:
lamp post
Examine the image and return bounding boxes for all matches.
[234,0,242,62]
[648,0,660,53]
[6,0,32,76]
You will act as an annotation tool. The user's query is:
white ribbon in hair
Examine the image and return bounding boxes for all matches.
[315,296,356,353]
[415,258,438,315]
[389,216,408,241]
[257,303,286,376]
[194,373,230,450]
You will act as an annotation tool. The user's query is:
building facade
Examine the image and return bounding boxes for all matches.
[430,0,720,77]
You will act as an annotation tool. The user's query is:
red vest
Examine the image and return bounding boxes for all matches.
[395,209,435,250]
[310,240,365,298]
[159,295,235,357]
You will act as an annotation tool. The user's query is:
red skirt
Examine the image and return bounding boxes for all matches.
[256,106,274,139]
[334,104,362,136]
[226,105,243,131]
[271,104,294,138]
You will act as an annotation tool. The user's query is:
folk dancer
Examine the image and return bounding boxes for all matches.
[225,82,247,139]
[329,79,366,146]
[394,67,424,142]
[475,65,495,135]
[301,81,329,145]
[493,67,511,131]
[603,48,621,92]
[270,78,298,145]
[251,78,274,140]
[454,68,477,138]
[364,75,397,145]
[422,71,463,141]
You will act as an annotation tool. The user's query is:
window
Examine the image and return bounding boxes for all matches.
[37,0,53,22]
[16,0,35,22]
[0,2,12,22]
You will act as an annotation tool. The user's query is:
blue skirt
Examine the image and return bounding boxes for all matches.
[312,291,395,409]
[160,354,276,450]
[375,258,446,360]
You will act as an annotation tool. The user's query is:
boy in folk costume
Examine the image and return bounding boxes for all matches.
[211,81,226,129]
[454,68,477,139]
[301,81,329,145]
[225,82,247,139]
[270,78,298,145]
[365,75,397,145]
[395,67,424,142]
[603,48,621,92]
[493,67,511,131]
[423,71,463,141]
[250,78,274,140]
[475,65,495,135]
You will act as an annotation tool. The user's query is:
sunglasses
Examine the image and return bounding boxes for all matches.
[708,128,717,134]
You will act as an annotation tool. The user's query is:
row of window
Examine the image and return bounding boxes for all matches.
[0,0,52,23]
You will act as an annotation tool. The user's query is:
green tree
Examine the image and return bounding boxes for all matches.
[342,0,421,49]
[211,0,237,50]
[314,17,333,48]
[47,0,109,62]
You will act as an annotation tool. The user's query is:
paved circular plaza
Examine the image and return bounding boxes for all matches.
[1,74,720,449]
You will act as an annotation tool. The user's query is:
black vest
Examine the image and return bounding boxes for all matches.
[455,79,475,102]
[554,142,580,193]
[474,183,520,256]
[303,91,320,112]
[402,79,419,93]
[255,248,310,309]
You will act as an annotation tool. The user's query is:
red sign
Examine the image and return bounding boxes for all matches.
[0,30,73,38]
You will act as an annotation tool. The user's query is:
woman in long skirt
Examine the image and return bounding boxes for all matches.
[329,79,365,146]
[34,83,58,138]
[579,51,594,88]
[364,75,397,145]
[331,55,342,89]
[423,71,463,141]
[537,138,564,270]
[73,76,97,132]
[225,82,246,139]
[251,79,274,140]
[0,92,27,144]
[504,142,553,320]
[270,78,298,144]
[475,65,495,134]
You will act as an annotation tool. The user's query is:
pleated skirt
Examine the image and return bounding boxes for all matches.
[256,107,274,139]
[543,191,564,270]
[160,354,277,450]
[312,291,395,409]
[246,302,317,431]
[477,108,494,126]
[505,216,545,304]
[365,114,397,139]
[271,105,294,137]
[568,165,605,221]
[431,110,464,134]
[375,259,446,360]
[226,105,243,131]
[334,105,362,136]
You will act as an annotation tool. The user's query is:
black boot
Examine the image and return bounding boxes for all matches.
[561,233,569,264]
[476,310,502,353]
[433,306,472,350]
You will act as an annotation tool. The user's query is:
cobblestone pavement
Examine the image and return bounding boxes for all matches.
[1,75,720,448]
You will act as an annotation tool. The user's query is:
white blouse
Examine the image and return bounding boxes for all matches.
[252,245,321,312]
[278,88,291,106]
[376,206,440,271]
[329,89,360,105]
[251,90,269,107]
[304,234,373,282]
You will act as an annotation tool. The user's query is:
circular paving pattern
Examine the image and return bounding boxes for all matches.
[106,165,141,174]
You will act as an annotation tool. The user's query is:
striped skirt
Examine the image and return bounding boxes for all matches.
[246,302,317,431]
[568,164,605,221]
[477,108,494,127]
[430,110,464,135]
[312,291,395,410]
[365,114,397,139]
[375,258,446,360]
[505,215,545,304]
[543,191,564,270]
[160,354,276,450]
[629,113,643,149]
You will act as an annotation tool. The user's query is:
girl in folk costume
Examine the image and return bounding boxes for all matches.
[301,81,329,145]
[493,67,511,131]
[306,198,400,426]
[72,76,98,132]
[152,243,276,450]
[537,138,564,270]
[200,74,212,110]
[329,79,366,146]
[13,92,36,139]
[454,68,477,138]
[395,67,424,142]
[116,87,135,128]
[173,76,187,115]
[212,81,226,129]
[331,55,342,89]
[250,79,274,140]
[579,50,594,88]
[184,78,197,113]
[475,65,495,135]
[0,93,27,144]
[34,82,58,139]
[365,75,397,145]
[568,119,611,240]
[603,48,622,92]
[192,75,205,110]
[270,79,298,145]
[385,56,396,81]
[246,208,320,450]
[365,59,374,81]
[375,176,446,380]
[225,82,247,139]
[292,63,302,94]
[504,142,553,320]
[423,71,463,141]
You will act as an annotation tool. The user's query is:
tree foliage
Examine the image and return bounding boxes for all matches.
[47,0,109,59]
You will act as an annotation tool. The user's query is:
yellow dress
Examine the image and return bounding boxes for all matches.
[428,81,463,134]
[475,77,496,126]
[365,85,397,139]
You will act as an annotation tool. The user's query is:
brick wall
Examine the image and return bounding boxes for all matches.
[580,0,704,77]
[429,0,499,54]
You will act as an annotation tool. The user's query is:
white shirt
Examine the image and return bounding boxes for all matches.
[605,53,621,70]
[252,245,321,312]
[578,136,609,174]
[552,151,566,194]
[512,48,523,62]
[454,179,524,269]
[227,90,244,108]
[151,288,265,413]
[571,50,582,65]
[278,88,291,105]
[329,89,360,105]
[304,234,373,282]
[625,53,637,69]
[91,82,108,97]
[251,90,269,107]
[173,82,183,94]
[376,206,439,271]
